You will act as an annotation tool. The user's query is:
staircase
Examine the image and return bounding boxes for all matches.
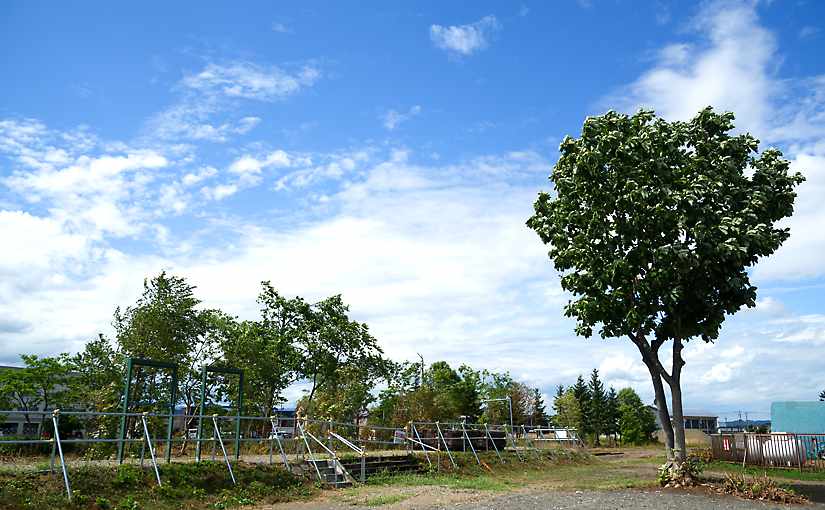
[303,458,351,488]
[338,454,424,481]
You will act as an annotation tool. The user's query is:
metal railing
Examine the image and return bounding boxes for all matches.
[0,408,579,500]
[710,433,825,472]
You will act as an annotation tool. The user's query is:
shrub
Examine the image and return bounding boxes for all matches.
[657,457,703,487]
[719,474,807,504]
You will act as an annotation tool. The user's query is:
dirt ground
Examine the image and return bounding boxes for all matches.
[262,487,825,510]
[259,448,825,510]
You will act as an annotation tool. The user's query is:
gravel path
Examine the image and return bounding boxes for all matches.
[262,488,825,510]
[447,489,824,510]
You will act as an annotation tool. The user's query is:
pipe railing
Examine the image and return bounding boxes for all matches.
[0,408,572,500]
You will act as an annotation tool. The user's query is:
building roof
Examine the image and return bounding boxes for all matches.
[648,405,718,419]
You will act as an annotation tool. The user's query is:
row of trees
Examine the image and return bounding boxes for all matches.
[369,360,547,427]
[552,369,656,445]
[0,272,390,438]
[0,272,550,438]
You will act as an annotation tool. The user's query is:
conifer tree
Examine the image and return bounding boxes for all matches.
[587,369,607,445]
[571,375,591,439]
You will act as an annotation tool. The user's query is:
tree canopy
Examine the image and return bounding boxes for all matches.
[528,107,804,462]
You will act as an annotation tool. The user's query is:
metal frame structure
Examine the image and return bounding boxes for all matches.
[117,357,178,464]
[195,365,244,462]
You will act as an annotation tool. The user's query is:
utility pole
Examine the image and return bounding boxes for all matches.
[417,353,425,388]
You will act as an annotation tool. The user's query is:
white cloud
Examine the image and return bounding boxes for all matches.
[271,22,292,34]
[200,183,239,201]
[430,16,500,57]
[799,26,820,40]
[613,1,777,137]
[382,105,422,131]
[228,150,295,175]
[145,59,319,143]
[181,62,320,101]
[182,166,218,186]
[609,0,825,282]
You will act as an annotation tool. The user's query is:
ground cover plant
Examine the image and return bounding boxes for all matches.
[0,461,313,510]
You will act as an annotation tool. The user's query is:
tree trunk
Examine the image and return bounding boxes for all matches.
[642,359,675,461]
[669,339,687,462]
[631,333,676,461]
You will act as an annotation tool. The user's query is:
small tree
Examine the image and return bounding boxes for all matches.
[528,108,803,465]
[552,389,581,430]
[605,387,620,441]
[617,388,657,445]
[529,388,548,426]
[0,355,70,435]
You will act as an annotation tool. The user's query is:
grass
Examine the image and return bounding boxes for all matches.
[363,493,410,506]
[359,448,657,493]
[0,461,315,509]
[705,460,825,483]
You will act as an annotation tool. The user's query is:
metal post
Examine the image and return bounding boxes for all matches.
[117,358,134,464]
[140,437,146,468]
[298,420,322,482]
[195,366,207,462]
[213,415,236,485]
[269,416,278,466]
[52,410,72,501]
[435,422,456,468]
[506,424,523,462]
[507,396,514,439]
[522,425,541,458]
[141,413,162,486]
[165,366,178,463]
[485,424,503,463]
[50,414,57,473]
[270,416,290,471]
[327,420,333,455]
[234,371,243,461]
[461,421,480,465]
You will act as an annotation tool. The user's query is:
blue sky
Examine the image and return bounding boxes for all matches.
[1,0,824,421]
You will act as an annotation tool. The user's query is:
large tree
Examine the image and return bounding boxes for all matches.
[527,108,803,465]
[114,272,218,448]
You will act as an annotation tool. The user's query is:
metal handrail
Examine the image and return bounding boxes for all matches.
[329,431,363,456]
[297,421,323,482]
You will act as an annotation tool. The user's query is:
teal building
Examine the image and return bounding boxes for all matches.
[771,401,825,434]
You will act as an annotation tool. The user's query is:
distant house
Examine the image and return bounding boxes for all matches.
[650,406,718,435]
[717,419,771,433]
[771,401,825,434]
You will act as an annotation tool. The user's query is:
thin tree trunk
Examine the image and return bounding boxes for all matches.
[631,333,676,461]
[669,338,687,462]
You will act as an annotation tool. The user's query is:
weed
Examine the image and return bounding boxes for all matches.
[717,473,807,504]
[363,493,409,506]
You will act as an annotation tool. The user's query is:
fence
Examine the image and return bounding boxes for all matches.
[0,408,582,501]
[710,433,825,472]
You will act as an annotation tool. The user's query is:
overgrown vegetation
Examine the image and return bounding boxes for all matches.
[716,473,807,504]
[0,461,312,509]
